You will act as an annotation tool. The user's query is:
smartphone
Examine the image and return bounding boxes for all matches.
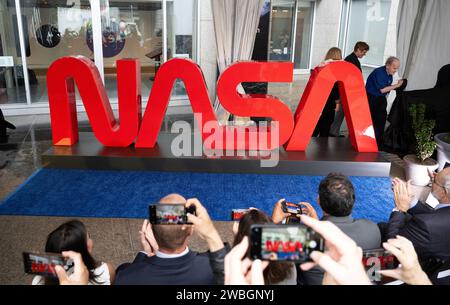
[148,203,196,225]
[250,224,324,262]
[281,201,303,224]
[23,252,73,278]
[231,209,249,221]
[362,249,399,284]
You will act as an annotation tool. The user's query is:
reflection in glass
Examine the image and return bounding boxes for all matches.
[166,0,196,98]
[0,0,35,105]
[293,1,313,70]
[344,0,392,66]
[269,0,295,61]
[100,0,163,101]
[18,0,93,103]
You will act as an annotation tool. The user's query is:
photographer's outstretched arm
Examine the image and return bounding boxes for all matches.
[186,198,224,252]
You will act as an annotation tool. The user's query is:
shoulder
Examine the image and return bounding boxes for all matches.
[91,262,112,285]
[31,275,44,285]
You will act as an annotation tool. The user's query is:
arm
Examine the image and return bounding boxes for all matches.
[186,198,224,252]
[380,80,404,94]
[208,243,231,285]
[386,213,430,257]
[106,262,116,284]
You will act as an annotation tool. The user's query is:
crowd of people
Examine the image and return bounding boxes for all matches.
[29,166,450,286]
[314,41,404,150]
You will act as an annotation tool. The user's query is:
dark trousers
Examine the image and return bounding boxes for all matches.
[313,100,336,137]
[367,94,387,149]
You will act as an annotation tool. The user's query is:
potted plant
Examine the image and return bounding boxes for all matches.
[403,104,439,186]
[435,132,450,171]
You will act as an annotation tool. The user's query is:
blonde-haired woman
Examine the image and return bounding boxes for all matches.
[313,47,342,137]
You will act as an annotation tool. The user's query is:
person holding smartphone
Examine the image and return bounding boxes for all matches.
[273,173,381,285]
[233,209,297,285]
[31,220,114,285]
[114,194,228,285]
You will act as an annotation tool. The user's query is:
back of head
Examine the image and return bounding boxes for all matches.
[152,193,193,252]
[319,173,355,217]
[354,41,370,53]
[325,47,342,61]
[45,220,97,284]
[233,209,293,285]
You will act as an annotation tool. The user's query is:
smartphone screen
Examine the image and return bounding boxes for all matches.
[362,249,399,284]
[149,204,192,225]
[23,252,73,278]
[231,209,249,221]
[250,224,324,262]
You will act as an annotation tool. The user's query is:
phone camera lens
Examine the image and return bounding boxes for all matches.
[309,240,317,249]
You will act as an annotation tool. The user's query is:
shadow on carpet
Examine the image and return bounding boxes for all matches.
[0,169,394,222]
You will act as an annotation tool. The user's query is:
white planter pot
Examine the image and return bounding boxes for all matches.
[435,133,450,171]
[403,155,439,186]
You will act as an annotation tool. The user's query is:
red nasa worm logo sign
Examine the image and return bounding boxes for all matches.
[46,56,378,152]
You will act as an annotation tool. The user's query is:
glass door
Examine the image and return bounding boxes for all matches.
[0,0,28,104]
[99,0,163,102]
[18,0,93,104]
[268,0,295,62]
[293,0,314,71]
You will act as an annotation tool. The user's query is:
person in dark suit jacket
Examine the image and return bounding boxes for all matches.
[344,41,370,72]
[114,194,227,285]
[273,173,381,285]
[385,168,450,261]
[330,42,369,137]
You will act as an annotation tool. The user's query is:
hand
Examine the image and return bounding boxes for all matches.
[54,251,89,285]
[396,79,404,88]
[139,219,158,256]
[224,237,267,285]
[392,178,414,212]
[186,198,223,252]
[299,215,371,285]
[335,102,341,113]
[380,236,432,285]
[300,202,319,220]
[272,199,291,224]
[427,168,437,182]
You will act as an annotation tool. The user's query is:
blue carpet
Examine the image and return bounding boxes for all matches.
[0,169,394,223]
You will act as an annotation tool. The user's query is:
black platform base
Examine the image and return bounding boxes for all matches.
[42,132,391,177]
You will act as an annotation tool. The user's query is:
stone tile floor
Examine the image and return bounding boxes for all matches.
[0,78,430,284]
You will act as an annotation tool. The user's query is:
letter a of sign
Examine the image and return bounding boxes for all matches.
[285,61,378,152]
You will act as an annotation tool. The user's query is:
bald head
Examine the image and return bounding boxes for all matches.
[153,193,191,253]
[437,168,450,189]
[433,168,450,203]
[159,193,187,204]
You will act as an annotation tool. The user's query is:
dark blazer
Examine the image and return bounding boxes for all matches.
[114,250,217,285]
[386,202,450,261]
[345,53,362,71]
[298,215,381,285]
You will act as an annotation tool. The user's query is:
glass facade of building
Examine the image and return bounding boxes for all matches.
[0,0,398,113]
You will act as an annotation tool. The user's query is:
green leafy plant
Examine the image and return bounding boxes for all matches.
[409,104,436,162]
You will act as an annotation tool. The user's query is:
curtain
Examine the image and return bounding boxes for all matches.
[397,0,450,90]
[211,0,264,125]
